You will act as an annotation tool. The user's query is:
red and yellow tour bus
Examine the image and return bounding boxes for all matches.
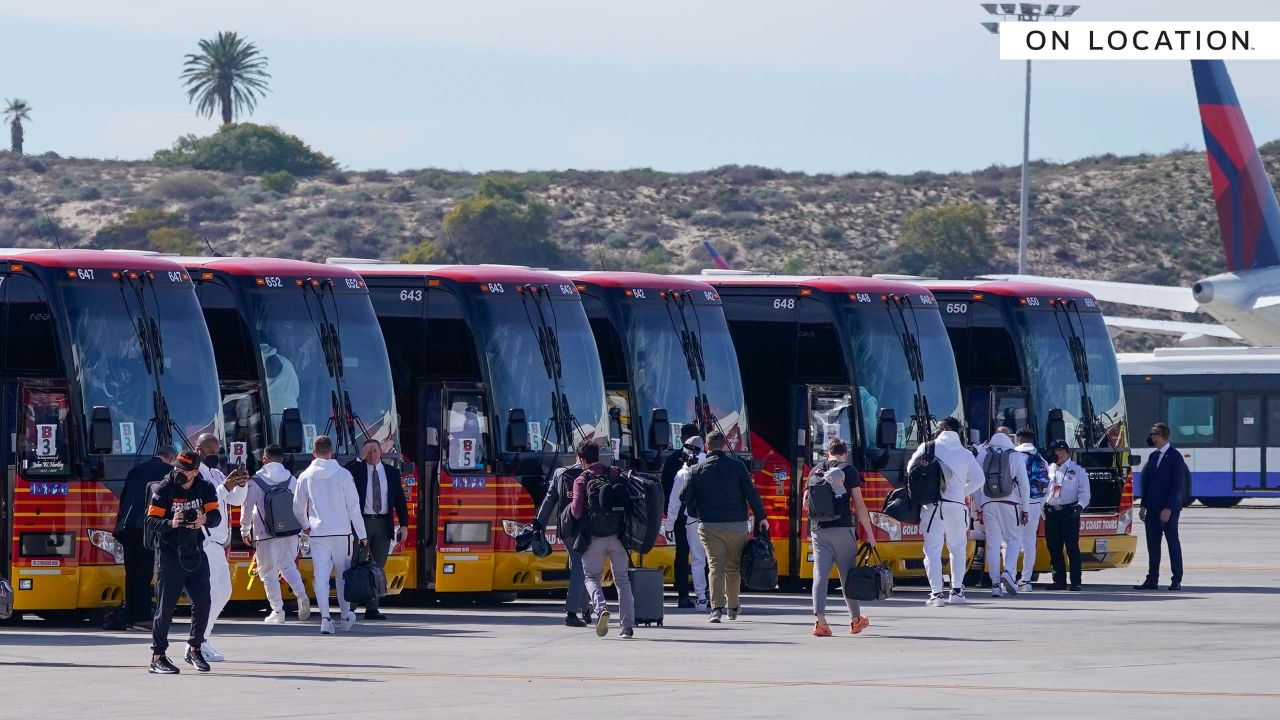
[331,261,609,596]
[689,272,965,582]
[923,280,1136,573]
[2,249,222,619]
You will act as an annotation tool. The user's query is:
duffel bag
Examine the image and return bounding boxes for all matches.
[842,542,894,602]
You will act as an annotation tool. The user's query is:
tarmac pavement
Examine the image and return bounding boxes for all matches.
[2,504,1278,718]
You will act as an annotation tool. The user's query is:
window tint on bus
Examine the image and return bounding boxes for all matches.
[199,283,256,379]
[21,387,71,476]
[588,317,627,384]
[445,393,488,472]
[1167,395,1216,446]
[424,291,479,379]
[796,298,844,383]
[5,275,59,373]
[1267,396,1280,447]
[966,303,1019,385]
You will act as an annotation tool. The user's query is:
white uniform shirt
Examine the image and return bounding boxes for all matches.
[664,452,707,533]
[362,462,389,515]
[200,462,246,546]
[1046,459,1090,509]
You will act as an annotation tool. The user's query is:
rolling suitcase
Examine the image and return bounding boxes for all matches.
[628,561,665,627]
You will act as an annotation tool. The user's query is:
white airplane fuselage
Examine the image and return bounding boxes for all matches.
[1192,266,1280,346]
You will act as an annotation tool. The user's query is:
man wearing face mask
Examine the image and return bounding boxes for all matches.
[195,433,248,662]
[1134,423,1186,591]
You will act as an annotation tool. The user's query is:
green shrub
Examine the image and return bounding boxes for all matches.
[401,238,444,263]
[782,256,806,274]
[147,172,225,201]
[260,170,297,194]
[385,185,413,203]
[0,177,15,195]
[23,214,63,241]
[439,176,562,267]
[94,209,186,248]
[154,123,335,176]
[147,226,201,254]
[362,169,391,183]
[76,185,103,201]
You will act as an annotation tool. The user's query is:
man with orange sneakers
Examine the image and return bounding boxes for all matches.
[808,439,875,637]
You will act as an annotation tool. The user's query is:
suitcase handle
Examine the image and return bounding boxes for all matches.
[855,542,884,567]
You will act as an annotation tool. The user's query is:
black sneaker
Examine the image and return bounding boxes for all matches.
[617,628,634,639]
[676,597,695,609]
[149,655,180,674]
[564,613,586,628]
[1068,584,1082,592]
[727,607,740,620]
[707,607,724,623]
[184,648,211,673]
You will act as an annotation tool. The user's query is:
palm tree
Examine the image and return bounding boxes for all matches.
[4,99,31,154]
[181,32,270,125]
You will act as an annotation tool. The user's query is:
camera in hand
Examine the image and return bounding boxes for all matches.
[182,509,199,524]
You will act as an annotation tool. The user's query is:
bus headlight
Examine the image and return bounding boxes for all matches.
[1116,509,1132,536]
[87,529,124,563]
[445,522,491,544]
[871,512,901,542]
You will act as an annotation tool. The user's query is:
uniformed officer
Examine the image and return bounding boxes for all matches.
[1043,440,1090,591]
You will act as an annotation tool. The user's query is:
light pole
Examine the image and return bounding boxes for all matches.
[980,3,1080,275]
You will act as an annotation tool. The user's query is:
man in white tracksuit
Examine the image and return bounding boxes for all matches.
[1013,429,1049,593]
[663,436,708,611]
[293,435,367,635]
[196,433,246,662]
[975,430,1031,597]
[240,444,311,624]
[907,417,984,607]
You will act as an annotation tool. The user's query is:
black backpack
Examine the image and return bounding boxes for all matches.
[907,441,945,505]
[623,470,664,554]
[805,463,840,524]
[586,468,628,538]
[740,529,778,591]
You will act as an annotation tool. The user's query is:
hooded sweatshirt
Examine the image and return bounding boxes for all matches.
[975,433,1031,514]
[293,458,368,540]
[907,430,984,504]
[241,461,296,540]
[1015,442,1050,502]
[200,461,247,546]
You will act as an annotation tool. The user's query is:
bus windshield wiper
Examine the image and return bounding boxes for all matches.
[519,285,577,452]
[884,294,934,445]
[117,272,190,452]
[664,291,730,442]
[1050,298,1106,449]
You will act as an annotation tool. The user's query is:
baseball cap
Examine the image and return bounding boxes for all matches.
[1048,440,1070,453]
[173,451,201,472]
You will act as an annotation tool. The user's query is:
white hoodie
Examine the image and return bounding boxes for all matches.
[293,458,367,539]
[907,430,984,504]
[200,462,246,546]
[975,433,1031,514]
[1014,442,1048,503]
[241,461,296,540]
[664,452,707,533]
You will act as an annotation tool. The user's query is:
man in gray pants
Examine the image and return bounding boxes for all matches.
[808,439,876,637]
[570,441,635,639]
[534,460,592,627]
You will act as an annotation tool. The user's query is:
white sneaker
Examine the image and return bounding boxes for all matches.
[1001,571,1019,596]
[340,614,357,632]
[264,611,287,624]
[694,598,709,613]
[992,585,1005,598]
[295,593,312,621]
[201,643,225,662]
[926,592,948,607]
[948,589,968,605]
[320,617,334,635]
[1017,581,1033,594]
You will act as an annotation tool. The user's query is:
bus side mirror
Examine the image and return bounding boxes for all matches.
[876,409,897,449]
[608,406,624,448]
[649,408,670,453]
[506,408,529,452]
[969,428,981,445]
[1046,409,1066,446]
[279,408,305,454]
[1129,454,1142,467]
[89,406,113,454]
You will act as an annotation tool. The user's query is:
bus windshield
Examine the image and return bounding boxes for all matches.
[623,302,748,451]
[64,283,221,452]
[474,296,608,451]
[248,289,397,450]
[846,303,964,450]
[1016,308,1126,448]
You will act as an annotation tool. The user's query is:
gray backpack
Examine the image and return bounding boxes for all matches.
[254,474,303,537]
[982,447,1016,499]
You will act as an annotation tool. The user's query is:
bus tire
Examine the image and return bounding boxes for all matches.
[1199,497,1242,508]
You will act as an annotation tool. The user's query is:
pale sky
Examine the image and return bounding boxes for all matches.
[1,0,1278,173]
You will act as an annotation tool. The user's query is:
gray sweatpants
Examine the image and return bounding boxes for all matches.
[582,535,634,631]
[811,526,861,618]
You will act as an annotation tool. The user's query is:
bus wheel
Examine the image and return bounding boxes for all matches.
[1199,497,1243,508]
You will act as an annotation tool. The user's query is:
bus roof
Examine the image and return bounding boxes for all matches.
[178,256,363,280]
[921,279,1098,300]
[1118,346,1280,376]
[327,260,575,286]
[680,271,932,296]
[562,271,716,293]
[0,248,190,273]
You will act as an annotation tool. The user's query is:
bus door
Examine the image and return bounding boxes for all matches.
[428,384,493,589]
[1233,395,1266,491]
[416,383,443,588]
[1,382,12,604]
[799,386,855,579]
[989,386,1030,439]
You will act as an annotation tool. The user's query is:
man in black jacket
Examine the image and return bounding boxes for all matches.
[682,431,768,623]
[534,457,592,627]
[660,423,700,608]
[114,445,175,631]
[346,439,410,620]
[144,451,221,674]
[1135,422,1187,591]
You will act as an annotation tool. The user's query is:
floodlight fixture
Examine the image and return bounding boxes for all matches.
[1061,4,1080,16]
[981,3,999,13]
[1000,3,1017,14]
[982,22,1000,34]
[1044,4,1060,15]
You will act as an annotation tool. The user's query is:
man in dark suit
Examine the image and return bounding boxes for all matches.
[346,439,410,619]
[1135,422,1186,591]
[114,445,176,631]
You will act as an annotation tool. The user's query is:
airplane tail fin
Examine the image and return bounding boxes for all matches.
[703,241,732,270]
[1192,60,1280,271]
